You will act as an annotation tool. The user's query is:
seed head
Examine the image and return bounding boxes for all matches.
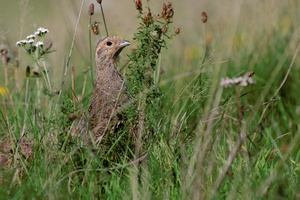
[147,11,152,19]
[91,22,100,35]
[0,45,10,64]
[201,12,208,23]
[135,0,142,12]
[162,2,174,21]
[162,3,167,17]
[143,16,149,26]
[163,3,167,11]
[175,27,181,35]
[0,45,8,57]
[169,8,174,18]
[89,4,95,16]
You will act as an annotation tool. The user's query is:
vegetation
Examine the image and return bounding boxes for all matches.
[0,0,299,199]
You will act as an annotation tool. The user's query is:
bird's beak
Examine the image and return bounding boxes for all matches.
[119,40,131,48]
[113,39,131,59]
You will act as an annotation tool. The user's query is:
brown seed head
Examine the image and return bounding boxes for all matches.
[91,22,100,35]
[162,3,167,18]
[175,27,181,35]
[143,16,149,26]
[0,45,10,64]
[0,45,9,57]
[96,0,102,4]
[135,0,142,12]
[201,12,208,23]
[163,3,167,11]
[162,2,174,21]
[89,4,95,16]
[168,8,174,18]
[147,11,152,19]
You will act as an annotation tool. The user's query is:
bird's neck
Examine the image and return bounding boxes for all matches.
[94,58,116,83]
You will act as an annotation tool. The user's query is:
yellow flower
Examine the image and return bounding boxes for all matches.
[0,86,6,96]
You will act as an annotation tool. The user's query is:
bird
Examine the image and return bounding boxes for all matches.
[87,36,131,142]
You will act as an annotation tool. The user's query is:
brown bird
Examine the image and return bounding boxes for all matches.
[88,36,131,141]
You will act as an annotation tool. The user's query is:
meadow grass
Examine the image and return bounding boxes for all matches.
[0,0,300,199]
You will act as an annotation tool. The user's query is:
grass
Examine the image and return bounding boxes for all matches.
[0,0,300,199]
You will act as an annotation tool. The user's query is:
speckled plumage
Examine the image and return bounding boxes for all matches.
[88,36,131,139]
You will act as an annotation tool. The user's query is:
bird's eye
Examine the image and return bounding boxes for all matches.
[106,41,112,46]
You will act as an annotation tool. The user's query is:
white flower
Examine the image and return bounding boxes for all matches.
[28,39,35,44]
[26,34,36,40]
[35,27,49,37]
[36,41,44,47]
[220,71,255,88]
[37,27,49,34]
[16,40,28,46]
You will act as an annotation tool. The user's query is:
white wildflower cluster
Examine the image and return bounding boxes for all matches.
[35,27,49,37]
[220,71,255,88]
[15,27,49,57]
[16,27,49,47]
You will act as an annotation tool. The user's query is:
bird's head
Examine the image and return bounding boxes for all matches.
[95,36,131,62]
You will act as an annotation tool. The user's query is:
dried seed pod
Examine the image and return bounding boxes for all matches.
[162,3,167,11]
[91,22,100,35]
[135,0,142,12]
[0,45,10,64]
[175,27,181,35]
[162,3,167,18]
[89,4,95,16]
[168,8,174,18]
[0,46,8,56]
[143,16,149,26]
[201,12,208,23]
[147,11,152,19]
[96,0,102,4]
